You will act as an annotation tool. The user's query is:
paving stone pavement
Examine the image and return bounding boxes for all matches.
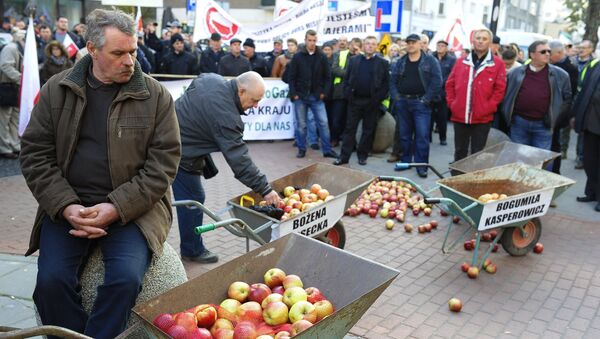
[1,125,600,338]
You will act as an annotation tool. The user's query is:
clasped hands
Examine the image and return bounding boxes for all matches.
[63,203,120,239]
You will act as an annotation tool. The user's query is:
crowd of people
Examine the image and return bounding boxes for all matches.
[1,8,600,338]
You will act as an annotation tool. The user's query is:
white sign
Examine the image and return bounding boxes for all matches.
[194,0,376,52]
[478,189,554,231]
[101,0,163,7]
[160,78,294,140]
[275,195,346,239]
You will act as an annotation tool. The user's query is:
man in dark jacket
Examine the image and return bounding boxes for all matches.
[264,38,283,75]
[573,58,600,212]
[390,34,443,177]
[19,9,181,338]
[287,30,338,159]
[501,41,571,154]
[329,36,352,147]
[218,38,252,77]
[159,33,197,75]
[200,33,225,74]
[431,40,456,145]
[334,36,389,166]
[243,38,269,77]
[174,72,281,263]
[549,40,578,173]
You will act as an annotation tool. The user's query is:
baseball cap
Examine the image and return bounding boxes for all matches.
[405,34,421,42]
[437,40,448,45]
[168,20,182,28]
[210,32,221,41]
[230,38,242,44]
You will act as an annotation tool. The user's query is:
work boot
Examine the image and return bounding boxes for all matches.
[182,250,219,264]
[387,154,400,163]
[561,151,567,159]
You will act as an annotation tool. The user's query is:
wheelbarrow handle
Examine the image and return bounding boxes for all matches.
[194,224,216,235]
[424,198,441,204]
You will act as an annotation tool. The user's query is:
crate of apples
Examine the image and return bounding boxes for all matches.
[152,268,335,338]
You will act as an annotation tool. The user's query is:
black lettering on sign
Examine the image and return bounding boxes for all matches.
[485,202,546,227]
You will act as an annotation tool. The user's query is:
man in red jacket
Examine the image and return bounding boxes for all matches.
[446,28,507,162]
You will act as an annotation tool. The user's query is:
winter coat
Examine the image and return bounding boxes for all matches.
[390,52,443,104]
[344,54,390,106]
[446,50,506,124]
[271,53,293,78]
[286,45,332,100]
[572,59,600,134]
[40,41,73,84]
[19,54,181,256]
[199,48,225,74]
[218,53,252,77]
[159,50,198,75]
[0,41,22,85]
[331,50,351,100]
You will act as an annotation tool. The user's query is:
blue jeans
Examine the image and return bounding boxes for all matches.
[395,98,432,166]
[172,168,207,257]
[293,95,333,153]
[510,115,552,150]
[34,215,150,339]
[294,107,318,146]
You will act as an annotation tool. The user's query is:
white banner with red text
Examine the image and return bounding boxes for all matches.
[194,0,376,52]
[161,78,295,140]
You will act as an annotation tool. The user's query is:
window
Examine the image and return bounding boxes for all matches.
[438,0,446,15]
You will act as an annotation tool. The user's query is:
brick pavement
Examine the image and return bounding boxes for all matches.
[2,139,600,338]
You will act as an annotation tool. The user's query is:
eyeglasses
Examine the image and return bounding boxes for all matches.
[536,49,551,55]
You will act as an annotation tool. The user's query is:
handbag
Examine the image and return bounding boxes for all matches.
[0,83,18,107]
[201,153,219,179]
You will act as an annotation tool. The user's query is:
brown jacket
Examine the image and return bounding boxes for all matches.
[20,54,181,256]
[40,41,73,84]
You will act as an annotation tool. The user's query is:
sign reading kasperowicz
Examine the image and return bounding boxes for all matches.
[478,189,554,231]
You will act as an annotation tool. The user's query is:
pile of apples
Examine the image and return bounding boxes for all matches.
[477,193,508,203]
[262,184,334,221]
[460,259,497,279]
[463,230,500,253]
[152,268,335,339]
[345,179,445,225]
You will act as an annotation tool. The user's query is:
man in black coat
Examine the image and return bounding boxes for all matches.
[200,33,225,74]
[286,30,338,159]
[572,58,600,212]
[431,40,456,145]
[159,33,197,75]
[334,36,389,166]
[218,38,252,77]
[243,38,269,77]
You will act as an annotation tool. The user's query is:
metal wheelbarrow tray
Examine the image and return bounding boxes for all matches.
[424,163,575,267]
[132,233,399,339]
[226,163,375,247]
[449,141,560,175]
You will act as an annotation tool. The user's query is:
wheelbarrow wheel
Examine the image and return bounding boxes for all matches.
[317,221,346,249]
[500,218,542,256]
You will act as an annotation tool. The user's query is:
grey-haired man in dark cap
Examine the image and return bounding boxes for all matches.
[218,37,252,76]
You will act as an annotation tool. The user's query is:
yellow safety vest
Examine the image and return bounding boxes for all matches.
[333,50,350,85]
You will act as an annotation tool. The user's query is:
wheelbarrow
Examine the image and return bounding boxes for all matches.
[422,163,575,269]
[174,163,375,252]
[132,233,400,338]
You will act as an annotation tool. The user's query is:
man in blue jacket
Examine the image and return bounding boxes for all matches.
[390,34,442,177]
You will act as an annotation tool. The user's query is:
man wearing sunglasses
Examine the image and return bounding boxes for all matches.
[501,41,572,156]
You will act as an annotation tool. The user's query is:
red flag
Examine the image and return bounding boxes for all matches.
[63,33,79,59]
[136,6,143,33]
[19,17,41,135]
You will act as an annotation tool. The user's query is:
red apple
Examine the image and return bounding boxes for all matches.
[485,263,497,274]
[310,184,322,194]
[211,318,234,337]
[368,209,378,218]
[282,286,307,307]
[317,189,329,200]
[291,319,313,336]
[234,321,257,339]
[430,220,438,229]
[440,209,449,216]
[173,312,198,332]
[423,207,432,216]
[262,300,289,326]
[404,223,413,233]
[313,300,335,321]
[248,283,272,304]
[492,244,499,252]
[453,216,460,223]
[166,324,189,339]
[482,259,492,269]
[448,298,462,312]
[481,233,492,242]
[261,293,284,309]
[467,266,479,279]
[489,229,498,240]
[418,225,426,233]
[214,328,234,339]
[305,287,325,304]
[282,274,303,289]
[188,328,213,339]
[464,240,473,251]
[533,243,544,254]
[283,205,292,213]
[237,301,263,323]
[272,286,285,295]
[263,269,286,288]
[274,331,292,339]
[424,223,432,232]
[190,304,217,328]
[460,262,470,272]
[228,281,250,303]
[153,313,175,331]
[292,201,303,210]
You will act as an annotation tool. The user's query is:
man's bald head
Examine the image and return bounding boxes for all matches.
[236,72,265,110]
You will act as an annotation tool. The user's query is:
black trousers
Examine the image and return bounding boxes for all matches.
[391,101,402,156]
[430,100,449,142]
[583,130,600,201]
[453,122,492,162]
[340,97,378,161]
[550,127,562,174]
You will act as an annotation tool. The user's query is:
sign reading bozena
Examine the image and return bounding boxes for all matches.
[275,195,345,239]
[477,189,554,231]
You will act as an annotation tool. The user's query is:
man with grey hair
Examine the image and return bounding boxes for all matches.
[19,9,181,338]
[0,27,25,159]
[173,71,281,264]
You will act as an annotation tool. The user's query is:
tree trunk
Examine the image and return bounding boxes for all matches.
[584,0,600,46]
